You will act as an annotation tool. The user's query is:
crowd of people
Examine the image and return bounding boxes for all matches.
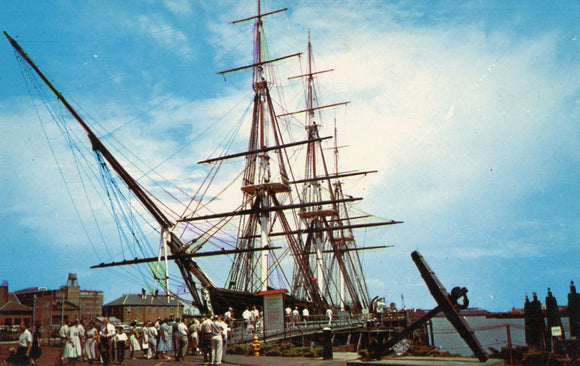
[52,315,233,366]
[7,305,332,366]
[284,306,333,327]
[7,314,234,366]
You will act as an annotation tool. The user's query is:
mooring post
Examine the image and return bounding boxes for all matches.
[506,324,513,365]
[322,327,333,359]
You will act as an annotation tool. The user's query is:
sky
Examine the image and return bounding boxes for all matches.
[1,0,578,313]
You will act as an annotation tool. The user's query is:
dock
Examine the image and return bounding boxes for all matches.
[348,356,503,366]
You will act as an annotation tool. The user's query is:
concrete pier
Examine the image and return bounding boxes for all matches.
[348,356,503,366]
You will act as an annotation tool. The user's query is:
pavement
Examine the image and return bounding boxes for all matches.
[2,343,503,366]
[110,352,360,366]
[346,357,504,366]
[0,342,360,366]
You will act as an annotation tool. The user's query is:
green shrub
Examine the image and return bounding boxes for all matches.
[488,345,528,364]
[228,342,250,355]
[233,340,323,358]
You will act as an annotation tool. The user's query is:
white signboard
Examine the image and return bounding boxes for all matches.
[263,293,284,332]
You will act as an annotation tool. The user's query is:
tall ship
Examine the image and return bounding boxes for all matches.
[4,1,401,317]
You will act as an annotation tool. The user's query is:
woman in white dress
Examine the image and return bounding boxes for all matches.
[84,322,100,364]
[128,324,141,359]
[63,320,82,365]
[156,319,171,360]
[141,325,150,359]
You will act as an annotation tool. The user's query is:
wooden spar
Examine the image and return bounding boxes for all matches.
[90,246,280,269]
[218,52,301,75]
[4,31,216,309]
[291,245,394,256]
[288,68,334,80]
[241,220,403,239]
[324,244,394,252]
[290,170,378,185]
[178,196,362,222]
[198,135,332,164]
[327,214,371,223]
[277,101,350,117]
[3,31,172,230]
[231,7,287,24]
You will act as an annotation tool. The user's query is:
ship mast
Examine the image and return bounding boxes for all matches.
[209,2,327,308]
[285,33,402,312]
[295,33,364,310]
[302,31,332,300]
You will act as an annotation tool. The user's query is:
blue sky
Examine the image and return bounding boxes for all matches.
[1,0,578,313]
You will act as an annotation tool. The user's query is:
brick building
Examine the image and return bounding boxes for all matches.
[13,273,103,327]
[103,293,185,323]
[0,281,32,327]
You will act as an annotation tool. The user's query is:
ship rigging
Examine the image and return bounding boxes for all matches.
[4,0,401,316]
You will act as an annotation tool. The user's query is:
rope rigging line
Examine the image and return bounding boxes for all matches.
[58,94,257,291]
[141,88,255,183]
[176,97,254,252]
[66,108,161,286]
[64,100,189,228]
[15,53,110,260]
[14,52,168,291]
[95,154,151,259]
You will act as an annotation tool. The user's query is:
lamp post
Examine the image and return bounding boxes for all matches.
[61,291,65,326]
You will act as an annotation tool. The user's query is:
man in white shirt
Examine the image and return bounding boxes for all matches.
[17,321,32,365]
[200,316,213,363]
[147,321,158,358]
[292,307,300,327]
[251,306,260,330]
[285,306,292,324]
[224,307,233,323]
[215,315,229,363]
[188,318,200,355]
[241,308,252,337]
[175,318,189,361]
[210,316,225,365]
[99,316,116,366]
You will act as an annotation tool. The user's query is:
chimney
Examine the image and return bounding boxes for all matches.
[66,273,79,287]
[0,280,8,305]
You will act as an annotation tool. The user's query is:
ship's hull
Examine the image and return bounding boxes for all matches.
[208,287,312,317]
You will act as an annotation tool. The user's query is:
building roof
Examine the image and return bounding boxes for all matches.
[7,293,20,304]
[14,287,50,294]
[0,300,32,313]
[104,294,182,307]
[12,274,102,295]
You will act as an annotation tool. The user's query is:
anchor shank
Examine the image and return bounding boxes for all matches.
[411,250,488,362]
[383,305,441,352]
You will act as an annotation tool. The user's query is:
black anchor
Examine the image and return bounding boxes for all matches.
[381,250,488,362]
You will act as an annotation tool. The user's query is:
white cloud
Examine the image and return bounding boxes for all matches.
[129,15,193,58]
[2,1,578,309]
[162,0,193,15]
